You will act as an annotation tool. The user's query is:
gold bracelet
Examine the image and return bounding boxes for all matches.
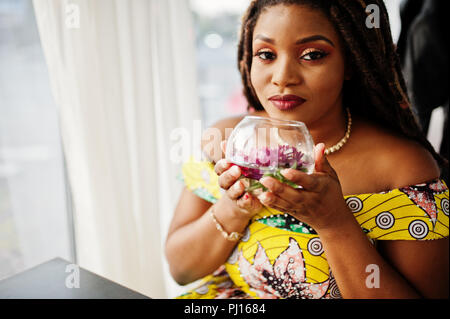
[209,207,243,242]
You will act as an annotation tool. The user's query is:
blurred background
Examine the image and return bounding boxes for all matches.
[0,0,445,298]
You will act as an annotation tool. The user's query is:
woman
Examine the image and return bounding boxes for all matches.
[165,0,449,299]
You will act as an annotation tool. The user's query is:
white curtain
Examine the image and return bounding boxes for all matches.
[32,0,201,298]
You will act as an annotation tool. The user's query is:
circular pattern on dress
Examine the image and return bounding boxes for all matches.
[307,237,324,256]
[345,197,363,213]
[408,220,429,239]
[375,211,395,230]
[441,198,449,216]
[328,278,342,299]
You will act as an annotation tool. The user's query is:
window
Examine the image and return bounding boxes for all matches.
[0,0,74,280]
[189,0,250,129]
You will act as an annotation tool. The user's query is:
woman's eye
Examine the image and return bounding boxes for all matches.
[301,50,328,61]
[256,51,275,60]
[254,49,328,62]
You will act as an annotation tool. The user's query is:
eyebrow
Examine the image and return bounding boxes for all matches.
[254,34,335,47]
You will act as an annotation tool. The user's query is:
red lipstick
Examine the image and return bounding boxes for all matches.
[268,94,305,111]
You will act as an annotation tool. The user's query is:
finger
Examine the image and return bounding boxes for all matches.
[314,143,338,179]
[218,165,241,190]
[226,180,245,200]
[236,192,262,213]
[250,187,264,197]
[214,158,232,176]
[257,191,295,212]
[280,168,318,191]
[259,176,304,204]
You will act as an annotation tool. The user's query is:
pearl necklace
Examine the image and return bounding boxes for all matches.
[324,107,352,156]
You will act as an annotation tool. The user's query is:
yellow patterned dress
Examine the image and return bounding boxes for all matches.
[176,157,449,299]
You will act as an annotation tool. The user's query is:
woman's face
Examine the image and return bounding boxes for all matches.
[250,4,349,126]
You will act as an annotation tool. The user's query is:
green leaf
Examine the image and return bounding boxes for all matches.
[291,160,297,170]
[246,182,267,192]
[249,168,301,191]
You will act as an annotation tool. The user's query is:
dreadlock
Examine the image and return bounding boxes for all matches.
[237,0,447,172]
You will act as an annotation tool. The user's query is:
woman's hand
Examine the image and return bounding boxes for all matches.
[214,141,262,219]
[256,143,355,232]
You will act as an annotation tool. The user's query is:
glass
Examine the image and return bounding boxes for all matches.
[226,116,315,192]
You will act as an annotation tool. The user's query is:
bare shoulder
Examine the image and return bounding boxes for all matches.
[201,114,245,163]
[352,118,441,190]
[203,115,244,140]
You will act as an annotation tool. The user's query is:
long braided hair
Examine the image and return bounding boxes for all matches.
[237,0,447,170]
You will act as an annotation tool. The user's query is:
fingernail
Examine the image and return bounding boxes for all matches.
[244,193,249,200]
[281,169,291,178]
[231,165,240,176]
[221,160,230,170]
[316,143,325,155]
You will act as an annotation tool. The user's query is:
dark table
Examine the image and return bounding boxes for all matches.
[0,257,150,299]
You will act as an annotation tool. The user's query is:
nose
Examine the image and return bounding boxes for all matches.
[271,55,302,89]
